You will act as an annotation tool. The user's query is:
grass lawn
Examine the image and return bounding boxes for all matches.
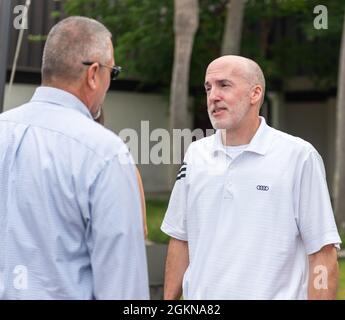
[338,260,345,300]
[340,230,345,247]
[339,228,345,242]
[146,199,170,244]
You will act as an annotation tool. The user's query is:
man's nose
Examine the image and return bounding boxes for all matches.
[208,87,221,103]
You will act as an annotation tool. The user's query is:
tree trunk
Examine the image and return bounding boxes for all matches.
[169,0,199,187]
[221,0,245,55]
[334,10,345,233]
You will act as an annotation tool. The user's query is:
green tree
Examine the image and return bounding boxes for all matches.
[243,0,345,89]
[64,0,345,91]
[64,0,226,87]
[64,0,175,85]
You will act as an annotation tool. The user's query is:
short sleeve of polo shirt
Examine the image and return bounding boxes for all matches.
[296,149,341,255]
[160,150,191,241]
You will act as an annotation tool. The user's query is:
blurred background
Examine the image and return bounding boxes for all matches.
[0,0,344,299]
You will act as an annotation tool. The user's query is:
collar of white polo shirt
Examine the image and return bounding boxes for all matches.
[212,116,275,157]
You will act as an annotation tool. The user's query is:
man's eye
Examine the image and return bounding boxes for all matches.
[205,87,211,92]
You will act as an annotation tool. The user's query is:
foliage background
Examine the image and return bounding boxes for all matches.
[63,0,345,91]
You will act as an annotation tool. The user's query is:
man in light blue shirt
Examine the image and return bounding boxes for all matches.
[0,16,149,299]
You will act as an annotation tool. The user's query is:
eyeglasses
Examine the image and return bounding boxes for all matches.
[82,61,122,80]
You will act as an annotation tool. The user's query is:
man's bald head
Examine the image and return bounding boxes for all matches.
[206,55,266,107]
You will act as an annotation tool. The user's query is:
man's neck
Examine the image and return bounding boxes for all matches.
[221,116,261,146]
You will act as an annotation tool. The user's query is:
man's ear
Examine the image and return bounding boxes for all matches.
[86,63,99,90]
[250,85,263,105]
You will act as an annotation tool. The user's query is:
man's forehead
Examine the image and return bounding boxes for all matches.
[205,63,244,83]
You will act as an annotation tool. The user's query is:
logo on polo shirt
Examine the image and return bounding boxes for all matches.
[176,162,187,181]
[256,185,269,191]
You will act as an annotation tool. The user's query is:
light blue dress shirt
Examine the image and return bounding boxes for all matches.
[0,87,149,299]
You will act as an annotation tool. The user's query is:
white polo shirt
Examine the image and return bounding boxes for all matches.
[161,117,341,300]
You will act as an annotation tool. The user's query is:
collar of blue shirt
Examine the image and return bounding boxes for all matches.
[30,86,93,120]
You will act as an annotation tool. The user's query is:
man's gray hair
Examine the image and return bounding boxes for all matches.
[42,16,112,84]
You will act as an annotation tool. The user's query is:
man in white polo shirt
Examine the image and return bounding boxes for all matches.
[161,55,341,300]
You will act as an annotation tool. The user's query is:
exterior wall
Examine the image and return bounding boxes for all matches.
[277,98,335,196]
[281,78,336,196]
[102,91,171,194]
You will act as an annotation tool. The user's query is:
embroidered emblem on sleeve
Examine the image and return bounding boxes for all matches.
[176,162,187,181]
